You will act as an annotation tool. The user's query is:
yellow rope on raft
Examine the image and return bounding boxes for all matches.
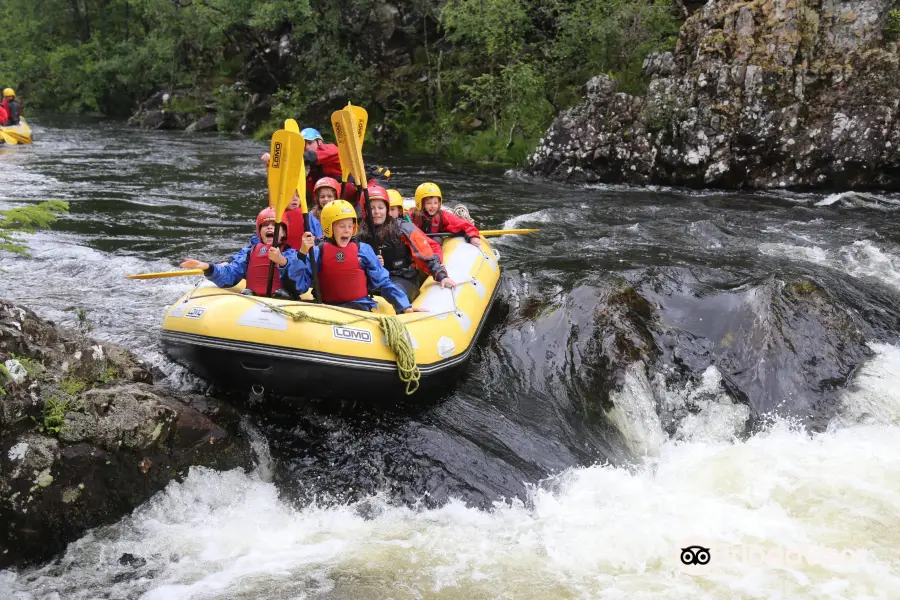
[245,299,421,395]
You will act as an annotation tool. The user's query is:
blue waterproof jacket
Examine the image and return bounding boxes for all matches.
[289,240,412,313]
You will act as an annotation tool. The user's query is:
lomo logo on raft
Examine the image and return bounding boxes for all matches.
[185,307,206,319]
[332,325,372,343]
[271,141,282,169]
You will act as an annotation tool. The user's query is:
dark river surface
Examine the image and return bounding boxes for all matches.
[2,114,900,599]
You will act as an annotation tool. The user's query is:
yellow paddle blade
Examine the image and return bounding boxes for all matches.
[267,129,305,223]
[480,228,540,237]
[337,108,366,187]
[283,119,307,206]
[1,131,17,145]
[349,103,367,149]
[331,110,352,183]
[125,269,204,280]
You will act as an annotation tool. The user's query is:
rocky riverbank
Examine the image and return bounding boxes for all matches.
[0,301,252,568]
[527,0,900,190]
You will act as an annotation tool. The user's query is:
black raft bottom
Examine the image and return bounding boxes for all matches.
[163,336,466,401]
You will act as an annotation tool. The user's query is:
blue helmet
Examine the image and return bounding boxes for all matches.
[300,128,323,141]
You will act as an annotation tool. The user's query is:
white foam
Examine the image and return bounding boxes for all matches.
[758,239,900,291]
[4,414,899,599]
[501,208,553,231]
[830,343,900,429]
[814,192,849,207]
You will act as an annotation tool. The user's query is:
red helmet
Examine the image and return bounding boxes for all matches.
[368,185,388,204]
[361,185,389,219]
[256,207,287,235]
[313,177,341,197]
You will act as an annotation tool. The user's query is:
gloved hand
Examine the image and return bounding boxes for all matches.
[303,149,318,166]
[367,165,391,181]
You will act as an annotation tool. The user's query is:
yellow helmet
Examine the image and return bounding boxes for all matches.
[387,189,404,211]
[414,182,442,211]
[320,199,358,238]
[2,88,14,98]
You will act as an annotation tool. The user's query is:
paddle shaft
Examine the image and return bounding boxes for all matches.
[125,269,204,280]
[303,213,322,302]
[426,228,539,238]
[265,224,283,297]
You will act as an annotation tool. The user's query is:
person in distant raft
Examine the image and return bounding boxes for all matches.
[357,185,456,301]
[181,207,298,298]
[1,88,22,126]
[408,182,482,246]
[291,200,428,314]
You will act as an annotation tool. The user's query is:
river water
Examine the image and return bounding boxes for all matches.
[2,115,900,599]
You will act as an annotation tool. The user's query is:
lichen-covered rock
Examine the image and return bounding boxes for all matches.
[528,0,900,190]
[0,301,252,568]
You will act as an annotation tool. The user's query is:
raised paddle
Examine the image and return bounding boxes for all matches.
[266,129,305,296]
[426,228,540,238]
[125,269,204,279]
[332,105,374,234]
[350,103,367,155]
[284,119,300,134]
[330,103,368,185]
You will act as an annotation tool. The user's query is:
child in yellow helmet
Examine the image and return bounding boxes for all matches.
[410,182,481,246]
[387,189,409,222]
[1,88,22,126]
[291,200,428,314]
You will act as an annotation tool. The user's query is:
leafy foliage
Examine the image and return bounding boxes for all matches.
[0,0,680,162]
[886,9,900,42]
[0,200,69,255]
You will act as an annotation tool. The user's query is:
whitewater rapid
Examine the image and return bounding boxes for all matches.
[4,342,899,600]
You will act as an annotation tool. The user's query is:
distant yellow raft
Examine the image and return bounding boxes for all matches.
[0,118,32,145]
[161,236,501,398]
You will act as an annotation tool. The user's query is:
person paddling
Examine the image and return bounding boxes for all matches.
[181,207,297,298]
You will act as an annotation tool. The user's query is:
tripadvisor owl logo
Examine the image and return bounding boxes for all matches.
[680,546,711,566]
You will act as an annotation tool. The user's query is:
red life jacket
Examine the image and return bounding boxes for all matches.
[414,211,444,235]
[282,208,304,250]
[0,103,8,126]
[317,241,368,304]
[245,243,282,296]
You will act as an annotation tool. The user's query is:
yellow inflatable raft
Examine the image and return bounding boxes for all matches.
[161,236,501,398]
[0,118,32,145]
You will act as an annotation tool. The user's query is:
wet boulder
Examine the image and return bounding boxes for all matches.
[528,0,900,190]
[639,268,877,428]
[0,301,251,568]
